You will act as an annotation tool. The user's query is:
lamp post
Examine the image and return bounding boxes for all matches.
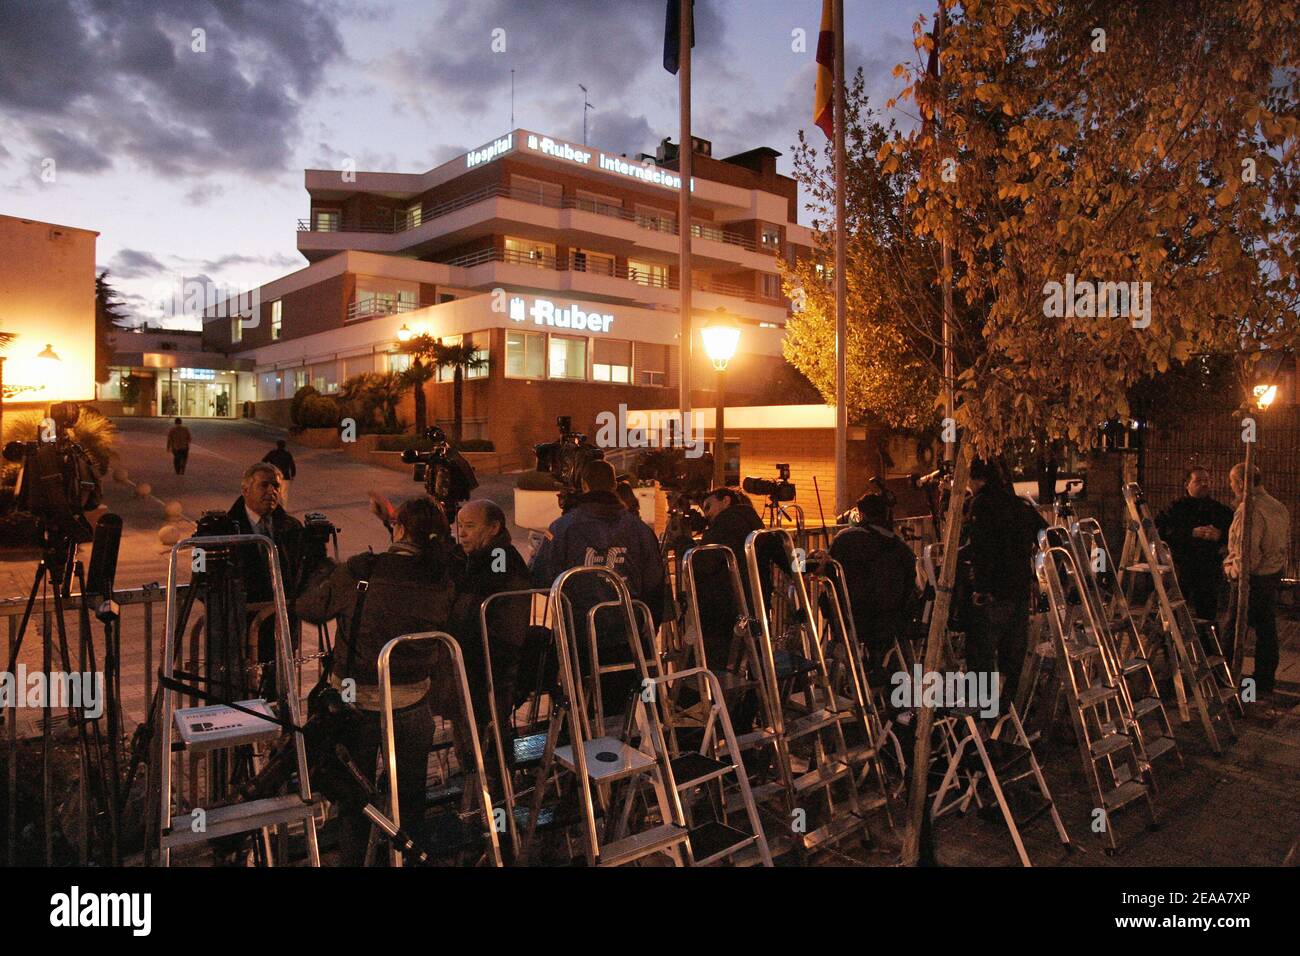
[700,309,741,489]
[1232,380,1278,678]
[35,343,62,416]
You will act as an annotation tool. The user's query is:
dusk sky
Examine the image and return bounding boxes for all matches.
[1,0,929,328]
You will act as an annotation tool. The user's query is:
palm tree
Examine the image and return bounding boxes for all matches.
[367,370,407,430]
[399,334,439,433]
[431,339,487,443]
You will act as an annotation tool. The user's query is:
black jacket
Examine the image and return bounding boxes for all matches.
[295,544,455,688]
[261,447,297,480]
[224,497,303,604]
[531,490,665,625]
[959,485,1046,603]
[449,529,532,718]
[830,524,919,651]
[692,499,769,666]
[1155,494,1233,585]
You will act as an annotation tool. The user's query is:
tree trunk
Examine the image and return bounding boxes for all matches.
[452,367,464,445]
[413,361,427,432]
[902,441,972,866]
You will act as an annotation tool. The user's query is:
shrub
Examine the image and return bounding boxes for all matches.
[298,395,341,429]
[289,384,320,427]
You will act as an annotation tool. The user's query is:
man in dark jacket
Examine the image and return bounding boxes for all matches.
[261,440,297,508]
[692,488,765,668]
[830,493,919,686]
[450,499,532,738]
[1155,466,1234,622]
[296,497,455,865]
[531,460,664,710]
[957,459,1046,706]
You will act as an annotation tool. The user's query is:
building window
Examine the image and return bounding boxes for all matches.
[628,259,669,288]
[592,339,632,383]
[404,203,424,230]
[271,300,282,339]
[572,248,615,276]
[293,369,308,391]
[510,175,562,207]
[312,209,340,231]
[231,313,242,344]
[466,330,489,379]
[635,205,675,233]
[761,224,781,249]
[576,190,621,217]
[505,236,556,268]
[761,273,781,300]
[636,342,669,386]
[548,335,587,380]
[387,353,412,375]
[505,330,545,378]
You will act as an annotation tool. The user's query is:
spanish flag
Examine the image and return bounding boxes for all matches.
[813,0,834,139]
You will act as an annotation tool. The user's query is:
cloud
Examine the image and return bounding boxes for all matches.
[0,0,346,179]
[588,113,657,158]
[106,248,168,280]
[185,181,226,205]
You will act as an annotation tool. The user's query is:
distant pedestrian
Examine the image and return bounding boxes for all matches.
[262,439,297,506]
[166,417,191,475]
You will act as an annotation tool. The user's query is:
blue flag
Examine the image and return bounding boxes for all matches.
[664,0,695,74]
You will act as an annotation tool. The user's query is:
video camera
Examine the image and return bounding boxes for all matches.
[635,446,713,496]
[742,463,795,503]
[2,402,102,546]
[535,416,605,508]
[402,426,478,522]
[910,460,954,490]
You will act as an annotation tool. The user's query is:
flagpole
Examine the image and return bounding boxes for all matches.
[678,0,693,444]
[833,0,848,513]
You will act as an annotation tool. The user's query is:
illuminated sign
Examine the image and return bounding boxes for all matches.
[508,295,614,333]
[466,133,514,168]
[524,134,693,191]
[178,368,217,380]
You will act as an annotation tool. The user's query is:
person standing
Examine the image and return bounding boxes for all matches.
[1223,463,1291,697]
[1156,466,1234,622]
[262,439,297,507]
[166,417,191,475]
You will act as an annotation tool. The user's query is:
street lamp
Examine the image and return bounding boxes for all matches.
[700,309,741,489]
[1253,383,1277,409]
[396,323,413,343]
[35,343,62,407]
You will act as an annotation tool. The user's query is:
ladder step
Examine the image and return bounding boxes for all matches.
[509,732,548,768]
[772,650,819,680]
[687,821,757,866]
[1121,658,1150,675]
[1089,732,1134,759]
[1131,696,1163,719]
[842,742,880,764]
[671,752,733,790]
[163,794,318,848]
[1077,684,1120,708]
[713,670,759,694]
[556,738,656,781]
[800,812,865,851]
[1204,655,1226,668]
[792,761,851,792]
[1142,735,1178,762]
[597,823,689,866]
[1102,779,1148,811]
[719,726,778,753]
[785,709,839,739]
[1064,640,1100,660]
[964,739,1033,776]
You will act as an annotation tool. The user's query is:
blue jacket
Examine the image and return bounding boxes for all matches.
[531,490,665,624]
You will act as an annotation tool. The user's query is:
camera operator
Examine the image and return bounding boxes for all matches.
[829,493,919,687]
[448,499,531,741]
[692,488,764,666]
[531,459,664,705]
[295,497,455,866]
[957,459,1046,707]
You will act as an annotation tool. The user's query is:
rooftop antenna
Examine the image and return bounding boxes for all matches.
[510,69,515,127]
[579,83,593,145]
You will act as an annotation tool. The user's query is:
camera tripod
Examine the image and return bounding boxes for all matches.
[4,532,121,866]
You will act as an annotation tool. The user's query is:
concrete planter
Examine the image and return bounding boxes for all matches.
[295,427,342,449]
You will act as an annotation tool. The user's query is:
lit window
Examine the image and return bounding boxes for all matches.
[387,353,412,375]
[593,339,631,383]
[506,330,545,378]
[313,210,340,231]
[548,336,588,380]
[761,224,781,248]
[271,300,282,339]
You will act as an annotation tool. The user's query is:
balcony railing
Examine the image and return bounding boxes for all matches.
[439,247,771,304]
[297,184,762,253]
[346,297,422,322]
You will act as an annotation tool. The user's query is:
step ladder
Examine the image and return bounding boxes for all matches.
[586,597,662,735]
[1119,483,1239,752]
[521,566,690,866]
[654,666,773,866]
[375,631,503,867]
[805,555,903,815]
[157,533,320,867]
[1068,519,1182,778]
[743,528,873,855]
[1036,544,1157,853]
[929,699,1072,867]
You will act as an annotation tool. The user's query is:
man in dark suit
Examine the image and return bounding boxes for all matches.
[225,462,304,671]
[1156,466,1234,623]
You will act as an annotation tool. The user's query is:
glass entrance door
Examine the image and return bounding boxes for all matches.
[178,382,232,417]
